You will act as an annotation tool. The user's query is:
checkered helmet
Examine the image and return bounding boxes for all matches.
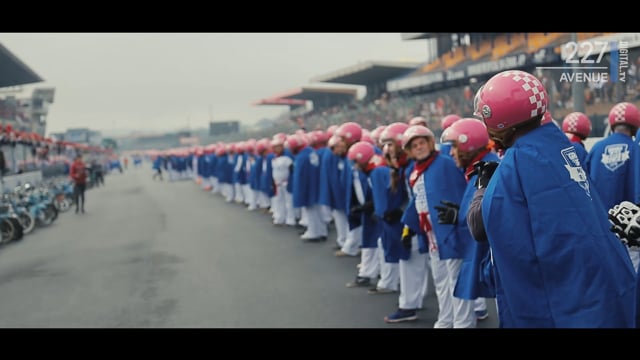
[475,70,548,131]
[608,102,640,129]
[562,112,592,138]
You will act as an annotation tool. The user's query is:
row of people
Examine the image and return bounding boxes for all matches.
[157,70,640,327]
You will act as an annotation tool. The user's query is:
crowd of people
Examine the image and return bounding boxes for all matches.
[154,70,640,328]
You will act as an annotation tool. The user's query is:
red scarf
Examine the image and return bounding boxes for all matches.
[567,134,584,146]
[409,151,439,188]
[410,151,439,235]
[364,154,387,174]
[464,148,492,183]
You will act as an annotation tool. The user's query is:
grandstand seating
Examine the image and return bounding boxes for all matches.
[491,33,527,60]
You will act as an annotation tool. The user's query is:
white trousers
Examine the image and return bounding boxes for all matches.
[340,225,362,256]
[376,240,400,291]
[430,250,477,328]
[358,247,380,279]
[332,209,349,247]
[300,205,328,238]
[398,235,430,310]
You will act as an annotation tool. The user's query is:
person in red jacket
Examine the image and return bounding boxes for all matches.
[70,154,88,213]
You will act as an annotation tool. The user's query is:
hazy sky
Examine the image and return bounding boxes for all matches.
[0,33,428,136]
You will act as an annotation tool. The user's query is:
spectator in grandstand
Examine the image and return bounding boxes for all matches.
[467,70,636,328]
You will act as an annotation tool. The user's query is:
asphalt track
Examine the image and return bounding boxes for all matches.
[0,167,498,328]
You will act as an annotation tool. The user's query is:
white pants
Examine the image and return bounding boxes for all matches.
[376,239,400,291]
[398,235,430,310]
[475,298,487,312]
[256,191,270,209]
[300,205,328,238]
[242,184,253,206]
[272,186,296,225]
[358,247,380,279]
[332,209,349,247]
[211,177,220,194]
[320,205,333,224]
[430,250,476,328]
[222,183,234,202]
[234,183,244,203]
[340,225,362,256]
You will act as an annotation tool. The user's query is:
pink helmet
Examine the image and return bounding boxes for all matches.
[326,124,339,137]
[255,138,268,153]
[402,125,435,149]
[347,141,375,166]
[409,116,428,127]
[562,112,592,138]
[474,70,548,131]
[380,122,410,147]
[335,122,362,145]
[327,134,340,148]
[271,133,287,146]
[441,118,489,153]
[440,114,461,130]
[361,132,375,145]
[245,139,257,153]
[608,102,640,129]
[285,134,308,152]
[370,125,386,144]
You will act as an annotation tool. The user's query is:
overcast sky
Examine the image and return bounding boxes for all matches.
[0,33,428,136]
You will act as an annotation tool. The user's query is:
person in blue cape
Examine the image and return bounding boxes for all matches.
[439,118,500,323]
[288,133,326,241]
[334,122,365,258]
[585,102,640,272]
[257,139,274,212]
[343,141,385,288]
[390,124,472,328]
[561,111,592,165]
[468,70,636,328]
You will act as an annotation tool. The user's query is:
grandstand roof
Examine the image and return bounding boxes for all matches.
[310,60,420,86]
[265,85,359,109]
[0,42,44,88]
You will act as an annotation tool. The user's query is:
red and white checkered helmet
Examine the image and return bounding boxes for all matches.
[562,112,592,138]
[335,122,362,145]
[440,114,461,131]
[271,133,287,146]
[608,102,640,129]
[380,122,410,147]
[402,125,435,150]
[409,116,428,127]
[441,118,489,153]
[475,70,548,131]
[347,141,375,166]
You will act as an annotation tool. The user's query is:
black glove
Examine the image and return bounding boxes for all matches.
[383,208,404,224]
[608,201,640,249]
[470,161,499,189]
[350,201,374,215]
[401,226,415,250]
[434,200,459,225]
